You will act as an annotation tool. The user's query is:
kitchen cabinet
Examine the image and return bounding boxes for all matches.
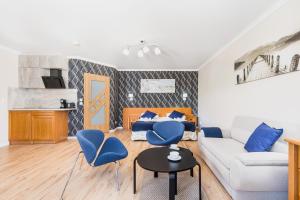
[9,110,69,144]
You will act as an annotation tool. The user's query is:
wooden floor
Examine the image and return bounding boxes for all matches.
[0,130,231,200]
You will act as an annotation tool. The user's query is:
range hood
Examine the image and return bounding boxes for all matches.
[42,69,66,89]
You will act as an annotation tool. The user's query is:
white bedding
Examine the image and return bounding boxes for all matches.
[137,116,186,122]
[133,116,197,141]
[131,131,197,141]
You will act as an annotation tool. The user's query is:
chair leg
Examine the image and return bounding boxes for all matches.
[115,161,121,191]
[60,151,82,200]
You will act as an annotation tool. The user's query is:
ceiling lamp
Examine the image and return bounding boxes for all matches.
[137,49,144,58]
[154,47,161,55]
[142,46,150,53]
[122,40,161,58]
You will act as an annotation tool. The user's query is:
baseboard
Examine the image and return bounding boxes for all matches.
[0,141,9,148]
[67,127,124,138]
[67,136,77,140]
[109,127,124,133]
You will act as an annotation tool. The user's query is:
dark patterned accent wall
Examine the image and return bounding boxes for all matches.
[117,71,198,126]
[68,58,198,135]
[68,59,119,136]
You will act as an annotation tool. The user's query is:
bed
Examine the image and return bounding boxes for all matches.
[123,107,198,141]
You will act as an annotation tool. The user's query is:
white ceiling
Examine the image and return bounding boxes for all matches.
[0,0,282,70]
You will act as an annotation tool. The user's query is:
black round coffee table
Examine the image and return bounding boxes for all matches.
[133,147,201,200]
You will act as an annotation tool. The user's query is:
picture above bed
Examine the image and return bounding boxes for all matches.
[140,79,175,93]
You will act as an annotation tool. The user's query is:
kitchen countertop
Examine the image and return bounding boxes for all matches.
[9,108,76,111]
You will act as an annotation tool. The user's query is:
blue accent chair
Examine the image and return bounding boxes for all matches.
[146,121,185,146]
[61,130,128,198]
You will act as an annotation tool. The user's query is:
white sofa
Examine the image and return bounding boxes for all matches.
[198,116,300,200]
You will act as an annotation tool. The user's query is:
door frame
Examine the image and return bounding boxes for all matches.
[84,73,110,132]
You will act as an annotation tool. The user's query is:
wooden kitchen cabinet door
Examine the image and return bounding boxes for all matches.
[9,111,32,143]
[31,112,55,142]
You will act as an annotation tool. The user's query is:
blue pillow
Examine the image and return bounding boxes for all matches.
[169,111,184,119]
[141,111,157,119]
[202,127,223,138]
[244,123,283,152]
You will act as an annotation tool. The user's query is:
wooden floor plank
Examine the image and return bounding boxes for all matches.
[0,130,231,200]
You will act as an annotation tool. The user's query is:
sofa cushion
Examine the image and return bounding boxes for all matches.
[244,123,283,152]
[236,152,288,166]
[231,116,262,144]
[202,127,223,138]
[230,158,288,192]
[201,137,246,169]
[169,110,184,119]
[141,111,157,119]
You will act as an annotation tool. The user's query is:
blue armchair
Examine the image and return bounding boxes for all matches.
[77,130,128,167]
[61,130,128,199]
[146,121,185,146]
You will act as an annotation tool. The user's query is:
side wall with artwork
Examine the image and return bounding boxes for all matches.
[198,0,300,128]
[117,71,198,127]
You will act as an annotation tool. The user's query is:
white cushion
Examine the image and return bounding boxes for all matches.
[236,152,288,166]
[154,117,170,122]
[231,116,262,144]
[138,117,153,121]
[201,137,246,169]
[139,114,159,121]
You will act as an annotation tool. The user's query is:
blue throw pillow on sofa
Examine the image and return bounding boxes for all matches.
[169,111,184,119]
[244,122,283,152]
[202,127,223,138]
[141,111,157,119]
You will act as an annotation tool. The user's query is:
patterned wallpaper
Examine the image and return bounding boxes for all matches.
[68,59,119,136]
[68,58,198,135]
[117,71,198,126]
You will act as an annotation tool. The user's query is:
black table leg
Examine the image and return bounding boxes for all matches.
[154,171,158,178]
[133,158,137,194]
[174,172,177,195]
[190,168,194,177]
[169,172,176,200]
[197,162,202,200]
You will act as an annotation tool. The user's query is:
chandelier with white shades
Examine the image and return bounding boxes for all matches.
[122,40,161,58]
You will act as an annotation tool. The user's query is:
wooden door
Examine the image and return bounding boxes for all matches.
[84,73,110,132]
[9,111,32,143]
[31,112,55,141]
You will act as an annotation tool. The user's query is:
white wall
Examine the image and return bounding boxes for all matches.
[198,0,300,129]
[0,46,19,146]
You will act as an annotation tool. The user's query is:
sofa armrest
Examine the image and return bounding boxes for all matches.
[236,152,288,166]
